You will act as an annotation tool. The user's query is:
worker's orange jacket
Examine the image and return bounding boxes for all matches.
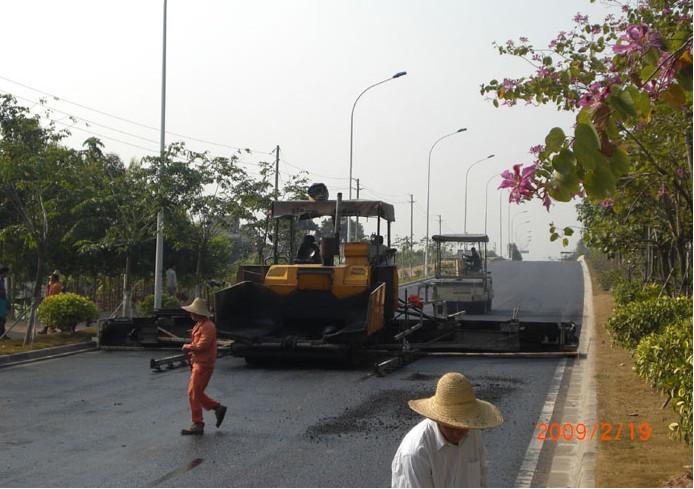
[46,282,62,296]
[185,319,217,368]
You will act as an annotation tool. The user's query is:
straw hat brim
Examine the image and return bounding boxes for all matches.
[408,397,503,429]
[181,302,212,317]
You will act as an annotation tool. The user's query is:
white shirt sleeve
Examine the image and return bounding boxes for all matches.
[392,452,434,488]
[481,440,488,487]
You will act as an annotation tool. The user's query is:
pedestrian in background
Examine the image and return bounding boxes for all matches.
[391,372,503,487]
[38,271,63,334]
[180,297,227,435]
[166,266,178,298]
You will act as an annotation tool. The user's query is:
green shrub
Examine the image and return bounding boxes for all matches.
[613,280,660,306]
[597,268,623,291]
[634,318,693,444]
[136,293,179,316]
[37,293,98,333]
[607,296,692,349]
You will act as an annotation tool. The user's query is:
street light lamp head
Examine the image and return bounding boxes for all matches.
[487,154,495,159]
[457,128,468,133]
[393,71,407,78]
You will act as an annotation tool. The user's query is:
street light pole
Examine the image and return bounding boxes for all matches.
[515,219,531,244]
[348,71,407,242]
[425,128,467,276]
[153,0,167,310]
[484,173,498,236]
[510,210,528,258]
[463,154,495,233]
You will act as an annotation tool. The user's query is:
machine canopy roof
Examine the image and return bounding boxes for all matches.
[431,234,489,243]
[271,200,395,222]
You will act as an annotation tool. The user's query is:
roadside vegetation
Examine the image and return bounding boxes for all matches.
[483,0,692,482]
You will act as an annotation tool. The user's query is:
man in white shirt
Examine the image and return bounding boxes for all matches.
[391,372,503,488]
[165,266,178,297]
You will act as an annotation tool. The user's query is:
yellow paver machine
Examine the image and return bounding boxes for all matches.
[214,194,400,361]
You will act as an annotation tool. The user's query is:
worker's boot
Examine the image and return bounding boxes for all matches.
[181,423,204,435]
[214,404,227,428]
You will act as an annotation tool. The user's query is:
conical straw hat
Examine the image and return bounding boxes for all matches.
[181,297,213,317]
[408,372,503,429]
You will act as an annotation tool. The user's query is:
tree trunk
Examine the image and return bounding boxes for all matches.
[121,255,133,319]
[23,251,43,345]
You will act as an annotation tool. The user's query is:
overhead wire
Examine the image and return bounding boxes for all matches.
[0,74,274,155]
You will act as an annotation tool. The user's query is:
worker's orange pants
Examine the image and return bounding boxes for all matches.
[188,364,219,424]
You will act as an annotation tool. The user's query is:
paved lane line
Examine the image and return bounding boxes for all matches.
[513,357,567,487]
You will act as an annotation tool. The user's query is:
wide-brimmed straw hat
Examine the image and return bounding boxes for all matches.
[408,372,503,429]
[181,297,213,317]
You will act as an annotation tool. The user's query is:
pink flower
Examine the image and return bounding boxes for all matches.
[502,78,518,90]
[613,24,663,55]
[600,199,614,209]
[577,82,609,108]
[573,13,589,24]
[676,167,687,178]
[498,163,537,203]
[519,36,529,43]
[536,66,552,78]
[540,188,552,211]
[529,144,544,155]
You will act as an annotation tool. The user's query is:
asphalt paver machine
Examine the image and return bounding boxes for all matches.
[214,194,400,362]
[418,234,494,315]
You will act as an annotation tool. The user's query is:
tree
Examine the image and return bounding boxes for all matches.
[0,94,80,342]
[481,0,692,292]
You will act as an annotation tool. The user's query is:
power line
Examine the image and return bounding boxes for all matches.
[0,74,273,155]
[1,90,162,146]
[279,158,350,181]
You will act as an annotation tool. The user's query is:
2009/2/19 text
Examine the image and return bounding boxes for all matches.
[536,422,652,441]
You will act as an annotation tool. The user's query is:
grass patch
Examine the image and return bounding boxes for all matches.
[0,327,96,355]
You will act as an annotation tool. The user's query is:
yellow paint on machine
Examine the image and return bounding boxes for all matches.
[264,264,370,299]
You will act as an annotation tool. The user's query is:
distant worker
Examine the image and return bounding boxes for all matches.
[38,271,63,334]
[166,265,178,297]
[180,297,227,436]
[468,247,482,273]
[296,235,322,264]
[391,372,503,487]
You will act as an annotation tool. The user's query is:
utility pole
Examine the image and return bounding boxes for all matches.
[153,0,167,310]
[499,190,503,259]
[507,198,511,258]
[350,177,361,241]
[409,194,415,278]
[273,145,280,263]
[438,214,442,235]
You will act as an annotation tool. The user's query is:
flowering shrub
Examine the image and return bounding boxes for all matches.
[634,318,693,444]
[37,293,98,333]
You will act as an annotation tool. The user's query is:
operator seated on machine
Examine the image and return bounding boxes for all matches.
[295,235,322,264]
[465,247,482,272]
[368,234,388,265]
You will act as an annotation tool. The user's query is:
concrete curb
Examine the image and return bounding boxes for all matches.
[0,341,97,369]
[545,256,597,487]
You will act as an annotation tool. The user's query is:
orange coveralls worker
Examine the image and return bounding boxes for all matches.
[46,281,62,296]
[183,318,221,425]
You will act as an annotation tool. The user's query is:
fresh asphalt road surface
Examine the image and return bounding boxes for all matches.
[0,260,584,487]
[401,260,584,327]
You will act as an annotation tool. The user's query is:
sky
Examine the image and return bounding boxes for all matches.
[1,0,621,260]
